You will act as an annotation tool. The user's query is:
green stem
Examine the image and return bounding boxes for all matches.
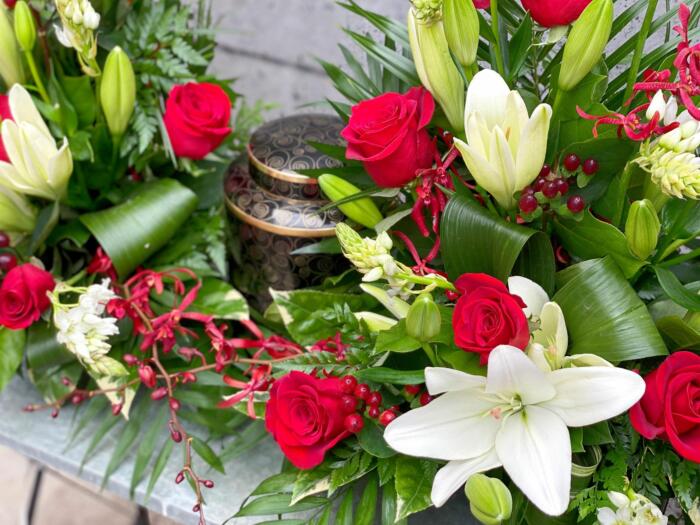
[64,269,87,286]
[659,246,700,268]
[422,342,439,367]
[612,162,634,227]
[657,237,693,262]
[24,50,50,104]
[622,0,659,103]
[396,272,456,291]
[490,0,506,77]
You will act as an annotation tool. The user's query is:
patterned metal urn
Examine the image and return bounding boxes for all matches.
[225,114,347,311]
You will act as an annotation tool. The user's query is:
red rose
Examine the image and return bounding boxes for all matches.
[0,94,13,163]
[521,0,592,27]
[452,273,530,364]
[341,87,436,188]
[265,371,350,469]
[0,264,55,330]
[3,0,16,8]
[474,0,490,7]
[163,82,232,160]
[630,351,700,462]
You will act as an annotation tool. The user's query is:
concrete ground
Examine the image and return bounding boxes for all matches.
[0,445,179,525]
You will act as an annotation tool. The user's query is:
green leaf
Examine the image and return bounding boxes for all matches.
[80,412,122,471]
[255,521,305,525]
[661,199,700,240]
[570,427,584,453]
[356,473,378,525]
[145,438,174,501]
[102,399,149,488]
[507,15,533,82]
[375,320,421,354]
[191,436,225,474]
[235,494,327,517]
[441,194,555,294]
[130,405,169,498]
[290,237,342,255]
[80,179,198,277]
[653,266,700,312]
[0,328,25,393]
[342,30,419,86]
[554,258,668,362]
[553,211,646,279]
[188,279,249,320]
[330,451,375,494]
[656,316,700,351]
[354,368,425,385]
[336,489,355,525]
[394,457,437,521]
[25,323,74,372]
[358,421,396,459]
[382,480,403,525]
[29,202,60,254]
[251,471,297,496]
[60,75,96,128]
[583,421,614,446]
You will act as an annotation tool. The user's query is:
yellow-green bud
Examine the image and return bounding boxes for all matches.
[100,46,136,140]
[625,199,660,260]
[406,293,441,342]
[465,474,513,525]
[558,0,613,91]
[0,4,25,87]
[318,174,383,229]
[408,7,465,132]
[13,1,36,52]
[443,0,479,68]
[411,0,443,22]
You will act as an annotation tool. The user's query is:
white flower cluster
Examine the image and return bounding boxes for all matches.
[54,0,100,75]
[54,280,119,371]
[597,491,667,525]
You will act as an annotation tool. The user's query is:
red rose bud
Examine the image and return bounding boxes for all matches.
[71,393,84,405]
[51,408,59,418]
[181,372,197,384]
[138,365,156,389]
[265,371,354,469]
[0,264,55,330]
[151,387,168,401]
[163,82,232,160]
[521,0,592,27]
[341,87,437,187]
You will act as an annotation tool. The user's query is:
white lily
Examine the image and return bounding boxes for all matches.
[0,185,36,234]
[507,276,612,371]
[384,345,645,516]
[0,84,73,201]
[454,70,552,209]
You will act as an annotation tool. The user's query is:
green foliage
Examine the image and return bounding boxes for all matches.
[0,328,26,393]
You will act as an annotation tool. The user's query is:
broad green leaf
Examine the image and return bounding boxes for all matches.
[60,75,96,128]
[394,457,437,521]
[145,438,174,501]
[356,473,378,525]
[255,521,305,525]
[375,320,421,354]
[382,480,404,525]
[191,436,225,474]
[441,194,555,294]
[25,323,73,372]
[251,472,298,496]
[656,316,700,351]
[290,237,342,255]
[0,328,25,393]
[292,467,331,504]
[235,494,327,517]
[130,405,169,498]
[330,451,375,494]
[29,202,60,254]
[661,199,700,240]
[582,421,613,446]
[80,179,198,277]
[30,361,82,404]
[336,489,355,525]
[355,368,425,385]
[438,348,485,376]
[507,14,533,82]
[358,421,396,459]
[188,279,249,320]
[570,427,584,453]
[653,266,700,312]
[553,211,646,279]
[554,258,668,362]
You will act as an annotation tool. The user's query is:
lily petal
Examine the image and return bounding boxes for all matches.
[507,276,549,317]
[539,366,646,427]
[486,345,555,404]
[425,367,486,395]
[532,302,568,364]
[489,126,517,208]
[8,84,52,139]
[503,91,529,156]
[454,138,511,208]
[465,69,510,130]
[514,103,552,190]
[359,284,409,319]
[564,353,614,368]
[431,448,502,507]
[384,389,500,461]
[496,405,571,516]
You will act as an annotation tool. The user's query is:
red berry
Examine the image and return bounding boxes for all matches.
[0,232,9,248]
[202,480,215,489]
[519,194,538,213]
[404,384,421,396]
[563,154,580,172]
[169,398,181,411]
[539,164,551,178]
[340,375,357,394]
[556,178,569,195]
[344,413,364,433]
[567,195,585,213]
[0,253,17,272]
[542,181,559,199]
[367,391,382,407]
[71,393,84,405]
[341,395,358,413]
[171,430,183,443]
[367,406,380,418]
[379,410,397,426]
[582,158,599,175]
[533,177,546,191]
[354,383,371,401]
[419,392,434,406]
[522,186,535,196]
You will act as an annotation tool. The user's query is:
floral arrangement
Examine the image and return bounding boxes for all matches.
[2,0,700,525]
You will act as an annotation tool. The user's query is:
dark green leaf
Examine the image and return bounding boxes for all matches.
[336,489,355,525]
[656,316,700,351]
[25,323,74,372]
[382,480,402,525]
[394,457,437,521]
[188,279,249,320]
[582,421,614,446]
[60,75,96,128]
[251,471,298,496]
[290,237,342,255]
[356,473,378,525]
[80,412,122,471]
[102,399,149,488]
[355,368,425,385]
[130,405,169,498]
[0,328,25,393]
[507,15,533,82]
[358,421,396,459]
[191,436,225,474]
[375,320,421,354]
[235,494,327,517]
[145,438,174,500]
[291,467,331,504]
[29,202,60,254]
[653,266,700,312]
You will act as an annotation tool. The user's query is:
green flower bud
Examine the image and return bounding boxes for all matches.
[465,474,513,525]
[408,7,465,132]
[443,0,479,68]
[13,1,36,52]
[625,199,660,260]
[318,174,383,229]
[406,293,441,342]
[411,0,443,23]
[0,4,25,87]
[558,0,613,91]
[100,46,136,140]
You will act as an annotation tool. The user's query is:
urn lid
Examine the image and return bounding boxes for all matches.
[247,113,345,193]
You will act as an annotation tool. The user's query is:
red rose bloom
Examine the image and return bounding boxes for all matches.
[474,0,490,7]
[521,0,592,27]
[630,351,700,463]
[0,264,55,330]
[341,87,436,188]
[0,94,13,163]
[452,273,530,364]
[163,82,232,160]
[265,371,350,469]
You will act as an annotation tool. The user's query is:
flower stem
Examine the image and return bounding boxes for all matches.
[24,50,50,104]
[396,272,456,291]
[422,342,439,366]
[659,246,700,267]
[622,0,659,103]
[490,0,506,77]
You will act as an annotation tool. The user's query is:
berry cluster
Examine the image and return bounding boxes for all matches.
[518,154,599,220]
[404,384,433,406]
[0,232,16,273]
[340,375,399,434]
